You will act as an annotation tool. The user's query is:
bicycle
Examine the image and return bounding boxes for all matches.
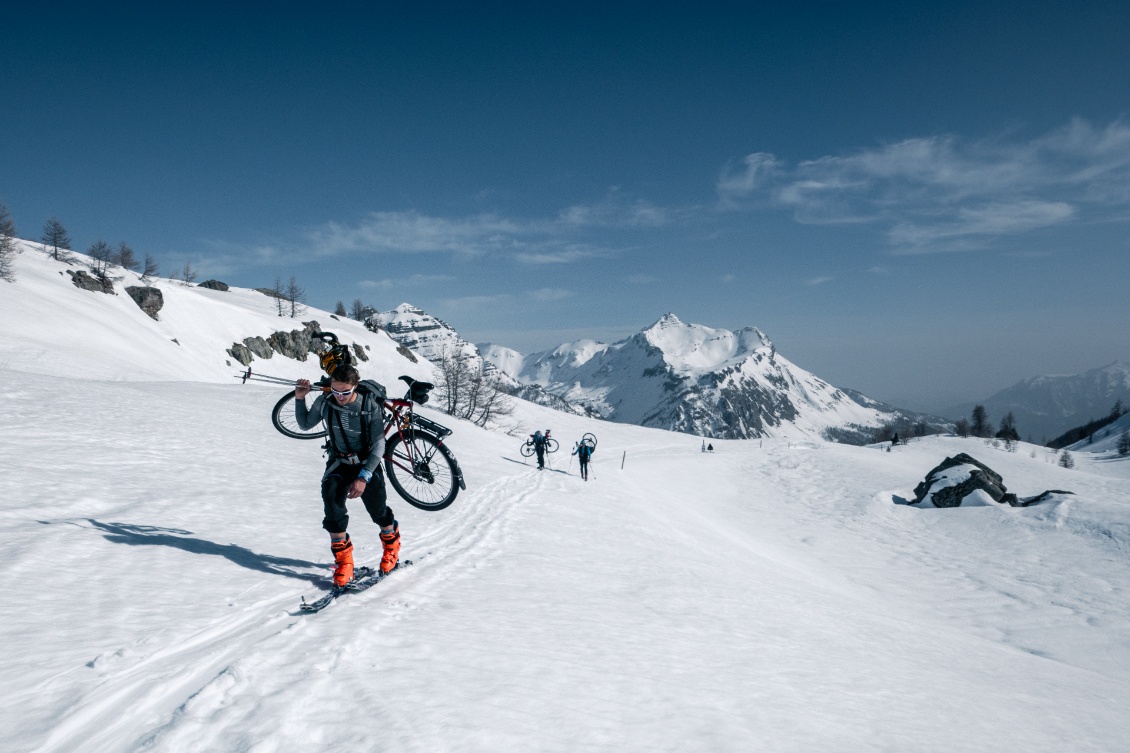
[242,334,466,511]
[520,430,559,457]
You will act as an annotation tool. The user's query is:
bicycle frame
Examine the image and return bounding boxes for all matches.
[311,386,464,491]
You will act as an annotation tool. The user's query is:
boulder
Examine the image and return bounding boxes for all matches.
[912,453,1019,507]
[125,286,164,320]
[352,342,369,362]
[242,336,274,360]
[227,343,254,366]
[198,279,229,291]
[266,321,321,360]
[68,269,115,295]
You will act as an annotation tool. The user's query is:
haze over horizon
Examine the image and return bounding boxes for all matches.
[2,2,1128,412]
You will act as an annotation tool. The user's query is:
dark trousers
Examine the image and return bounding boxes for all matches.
[321,462,394,533]
[535,446,545,468]
[579,459,589,479]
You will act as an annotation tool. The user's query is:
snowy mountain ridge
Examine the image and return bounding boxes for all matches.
[481,312,947,441]
[945,361,1130,443]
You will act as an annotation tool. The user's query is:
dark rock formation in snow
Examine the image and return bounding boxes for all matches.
[125,286,163,320]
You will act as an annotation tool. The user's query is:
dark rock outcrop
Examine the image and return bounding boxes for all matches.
[912,453,1018,507]
[267,322,320,360]
[125,286,164,320]
[68,270,115,295]
[255,287,286,299]
[242,336,273,360]
[198,279,229,291]
[352,342,369,362]
[227,344,254,366]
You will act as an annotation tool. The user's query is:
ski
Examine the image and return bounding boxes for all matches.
[299,561,413,613]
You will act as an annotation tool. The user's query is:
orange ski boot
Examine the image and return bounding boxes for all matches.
[379,523,401,574]
[331,535,354,586]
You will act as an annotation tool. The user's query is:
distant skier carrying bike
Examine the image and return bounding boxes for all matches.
[572,440,594,481]
[531,430,549,469]
[295,364,400,586]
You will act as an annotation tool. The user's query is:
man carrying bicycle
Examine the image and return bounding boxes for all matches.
[295,364,400,586]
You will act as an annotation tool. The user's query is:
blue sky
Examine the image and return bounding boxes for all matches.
[2,2,1129,411]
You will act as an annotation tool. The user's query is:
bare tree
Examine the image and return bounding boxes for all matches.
[350,298,369,320]
[270,275,286,316]
[285,275,307,318]
[1118,430,1130,457]
[42,217,74,262]
[87,240,120,285]
[954,418,971,438]
[434,349,514,427]
[0,203,16,282]
[115,241,139,272]
[140,253,160,283]
[181,262,198,286]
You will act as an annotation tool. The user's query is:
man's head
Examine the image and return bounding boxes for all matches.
[329,365,361,404]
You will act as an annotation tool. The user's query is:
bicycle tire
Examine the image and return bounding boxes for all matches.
[582,432,597,448]
[272,392,328,440]
[520,442,535,458]
[385,431,460,511]
[546,438,559,453]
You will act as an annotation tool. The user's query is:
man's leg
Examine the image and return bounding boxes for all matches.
[322,469,354,585]
[359,469,399,572]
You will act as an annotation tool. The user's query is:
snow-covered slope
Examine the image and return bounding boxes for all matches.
[2,370,1129,752]
[0,239,434,389]
[3,242,1130,751]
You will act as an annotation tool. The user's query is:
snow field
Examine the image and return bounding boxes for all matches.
[2,368,1129,752]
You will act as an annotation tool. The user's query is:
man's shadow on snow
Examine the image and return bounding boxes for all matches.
[65,519,329,586]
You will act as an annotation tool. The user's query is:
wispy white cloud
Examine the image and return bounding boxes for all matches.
[527,287,573,301]
[718,118,1130,252]
[359,273,457,289]
[805,276,834,286]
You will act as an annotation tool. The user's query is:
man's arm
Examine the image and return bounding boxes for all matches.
[294,384,325,431]
[359,404,387,482]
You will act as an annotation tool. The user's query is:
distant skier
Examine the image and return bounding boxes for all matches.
[573,440,594,480]
[531,430,549,469]
[294,365,400,586]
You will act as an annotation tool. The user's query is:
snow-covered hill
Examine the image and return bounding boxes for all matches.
[0,239,434,389]
[946,361,1130,443]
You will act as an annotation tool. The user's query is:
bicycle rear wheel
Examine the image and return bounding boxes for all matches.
[582,432,597,448]
[385,431,461,511]
[272,392,328,440]
[546,438,559,453]
[520,442,535,457]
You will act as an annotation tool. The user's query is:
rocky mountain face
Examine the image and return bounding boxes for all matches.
[381,304,595,416]
[945,361,1130,443]
[483,312,931,441]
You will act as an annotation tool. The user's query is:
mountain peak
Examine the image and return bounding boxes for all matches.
[647,312,683,330]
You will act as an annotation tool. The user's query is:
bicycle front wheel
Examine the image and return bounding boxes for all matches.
[385,431,461,511]
[272,392,327,440]
[520,442,535,457]
[546,438,559,453]
[582,432,597,448]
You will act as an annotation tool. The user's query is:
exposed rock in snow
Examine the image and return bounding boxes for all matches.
[125,286,163,320]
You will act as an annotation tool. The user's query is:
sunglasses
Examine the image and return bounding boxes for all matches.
[330,387,355,397]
